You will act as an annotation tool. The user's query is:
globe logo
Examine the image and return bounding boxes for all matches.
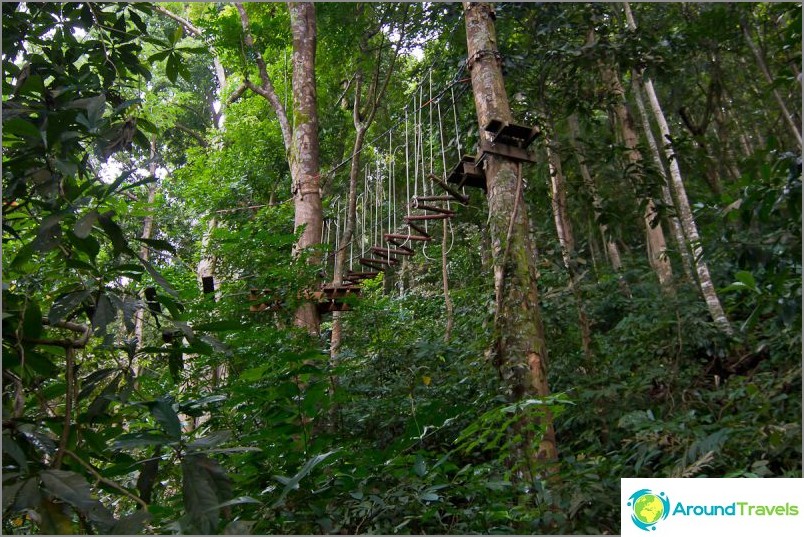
[627,489,670,531]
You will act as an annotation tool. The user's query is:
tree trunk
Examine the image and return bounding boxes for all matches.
[741,17,803,149]
[630,80,696,283]
[644,78,733,335]
[544,132,593,363]
[235,3,323,334]
[288,3,323,334]
[464,2,557,463]
[596,32,674,291]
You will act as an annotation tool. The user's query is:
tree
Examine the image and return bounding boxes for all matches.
[463,1,557,463]
[624,2,732,335]
[593,26,674,291]
[232,2,323,334]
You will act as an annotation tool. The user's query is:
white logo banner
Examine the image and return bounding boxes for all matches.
[621,478,803,536]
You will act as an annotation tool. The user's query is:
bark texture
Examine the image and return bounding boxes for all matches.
[464,2,557,462]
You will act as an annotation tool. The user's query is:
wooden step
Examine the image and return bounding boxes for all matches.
[406,221,430,237]
[345,271,380,279]
[359,256,398,266]
[409,203,456,216]
[404,213,451,221]
[384,233,431,242]
[428,173,472,201]
[371,246,415,257]
[413,195,461,203]
[383,240,414,253]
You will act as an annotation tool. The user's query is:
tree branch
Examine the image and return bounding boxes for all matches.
[63,450,149,510]
[235,2,292,150]
[175,123,208,147]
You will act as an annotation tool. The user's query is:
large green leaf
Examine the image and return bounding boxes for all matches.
[147,398,182,441]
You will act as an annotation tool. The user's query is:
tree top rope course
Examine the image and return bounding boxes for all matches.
[250,24,540,315]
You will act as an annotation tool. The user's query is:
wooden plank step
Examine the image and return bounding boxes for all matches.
[345,271,380,279]
[359,256,398,266]
[428,173,472,200]
[382,240,414,253]
[385,233,431,242]
[409,204,456,216]
[413,195,461,203]
[404,213,450,221]
[405,221,430,237]
[359,259,387,270]
[371,246,414,256]
[484,119,539,148]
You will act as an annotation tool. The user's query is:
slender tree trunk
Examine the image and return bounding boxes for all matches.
[741,17,802,149]
[134,139,158,352]
[566,114,623,273]
[544,133,592,363]
[596,32,674,291]
[630,80,696,283]
[464,2,557,463]
[624,2,733,335]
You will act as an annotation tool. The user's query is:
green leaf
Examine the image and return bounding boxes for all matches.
[98,211,131,255]
[165,54,179,84]
[4,117,42,139]
[734,270,759,293]
[48,290,91,324]
[40,470,116,531]
[91,294,117,335]
[147,49,173,64]
[271,450,339,507]
[110,510,152,535]
[147,398,182,441]
[73,209,99,239]
[22,300,43,339]
[113,432,174,450]
[182,455,232,534]
[139,257,178,297]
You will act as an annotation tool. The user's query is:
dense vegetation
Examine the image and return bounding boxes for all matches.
[2,2,801,534]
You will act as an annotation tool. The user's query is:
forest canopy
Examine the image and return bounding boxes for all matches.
[2,2,801,535]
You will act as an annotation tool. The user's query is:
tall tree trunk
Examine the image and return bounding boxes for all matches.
[464,2,557,463]
[596,31,674,291]
[234,3,323,334]
[624,2,733,335]
[644,77,733,335]
[289,2,323,334]
[740,17,802,149]
[544,132,593,363]
[566,113,624,274]
[630,80,696,283]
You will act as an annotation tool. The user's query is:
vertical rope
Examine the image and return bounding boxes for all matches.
[437,100,451,212]
[451,86,462,161]
[405,107,411,215]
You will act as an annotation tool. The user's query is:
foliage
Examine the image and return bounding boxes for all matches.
[3,2,801,535]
